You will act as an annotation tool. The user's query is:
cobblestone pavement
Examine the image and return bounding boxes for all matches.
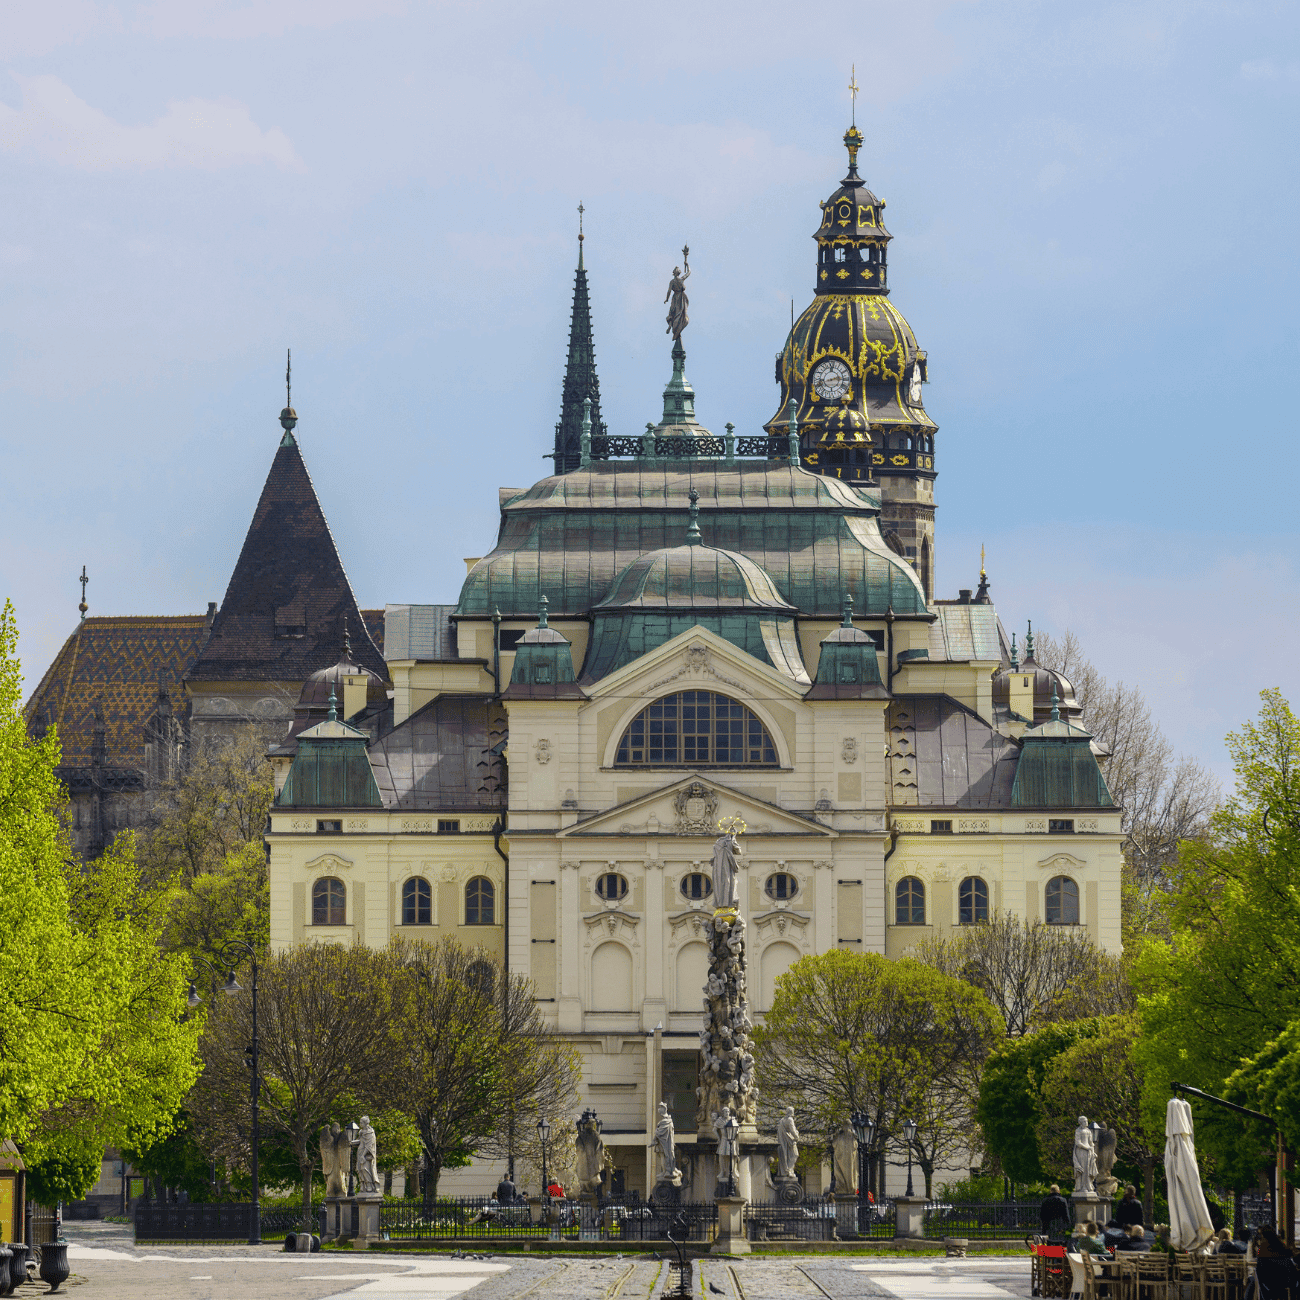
[57,1223,1033,1300]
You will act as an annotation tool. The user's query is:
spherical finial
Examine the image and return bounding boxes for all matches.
[280,406,298,432]
[685,487,702,546]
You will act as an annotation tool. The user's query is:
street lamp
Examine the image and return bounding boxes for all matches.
[344,1122,361,1196]
[188,941,262,1244]
[537,1117,552,1202]
[722,1112,740,1199]
[850,1111,874,1233]
[902,1118,918,1199]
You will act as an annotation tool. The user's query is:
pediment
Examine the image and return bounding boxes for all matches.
[557,774,835,839]
[1038,852,1086,870]
[305,851,354,871]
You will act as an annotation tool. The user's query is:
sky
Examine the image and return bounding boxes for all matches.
[2,0,1297,787]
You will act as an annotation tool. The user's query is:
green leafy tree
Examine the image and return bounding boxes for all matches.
[976,1021,1097,1185]
[162,841,269,971]
[1033,1014,1163,1222]
[1134,690,1300,1122]
[123,1110,223,1203]
[0,602,200,1197]
[752,949,1003,1197]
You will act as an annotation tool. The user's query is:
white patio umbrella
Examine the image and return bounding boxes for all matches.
[1165,1097,1214,1252]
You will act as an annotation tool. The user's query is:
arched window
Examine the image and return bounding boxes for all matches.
[312,877,345,926]
[468,959,495,998]
[895,877,925,925]
[596,872,628,901]
[466,876,495,925]
[681,872,713,901]
[765,872,798,901]
[614,691,778,767]
[958,877,989,924]
[402,877,432,925]
[1045,876,1080,925]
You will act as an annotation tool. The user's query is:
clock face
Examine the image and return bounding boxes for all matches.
[812,358,851,401]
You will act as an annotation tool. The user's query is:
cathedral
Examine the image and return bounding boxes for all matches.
[26,121,1121,1199]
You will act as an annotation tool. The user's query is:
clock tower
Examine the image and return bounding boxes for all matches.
[763,125,937,601]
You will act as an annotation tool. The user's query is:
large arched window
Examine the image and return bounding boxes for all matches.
[614,691,778,767]
[895,877,925,925]
[958,877,989,924]
[312,877,346,926]
[402,877,432,925]
[465,876,495,926]
[1045,876,1080,925]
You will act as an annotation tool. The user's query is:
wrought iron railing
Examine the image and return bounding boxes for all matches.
[736,436,791,459]
[134,1202,256,1241]
[376,1196,718,1241]
[744,1200,839,1242]
[583,430,797,464]
[923,1201,1041,1239]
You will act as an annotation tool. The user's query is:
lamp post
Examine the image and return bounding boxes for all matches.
[722,1112,740,1199]
[186,940,262,1245]
[850,1111,874,1234]
[537,1117,552,1202]
[902,1118,918,1199]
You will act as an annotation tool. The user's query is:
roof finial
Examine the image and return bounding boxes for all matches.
[842,591,854,628]
[685,487,702,545]
[849,64,859,127]
[343,613,352,663]
[980,544,986,582]
[1050,683,1060,723]
[538,594,549,629]
[327,687,338,723]
[78,565,89,622]
[1010,632,1019,671]
[975,545,990,603]
[577,201,585,270]
[1025,620,1035,661]
[279,348,298,441]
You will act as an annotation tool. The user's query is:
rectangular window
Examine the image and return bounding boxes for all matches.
[437,819,460,834]
[496,629,524,651]
[662,1052,699,1133]
[316,819,342,834]
[1049,819,1075,834]
[930,819,953,834]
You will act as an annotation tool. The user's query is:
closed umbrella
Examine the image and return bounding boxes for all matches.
[1165,1098,1214,1252]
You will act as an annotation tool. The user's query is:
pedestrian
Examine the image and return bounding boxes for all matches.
[1040,1184,1071,1238]
[495,1173,517,1204]
[1111,1185,1144,1229]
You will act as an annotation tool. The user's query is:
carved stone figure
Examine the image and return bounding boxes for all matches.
[655,1102,680,1183]
[711,833,742,909]
[777,1107,801,1180]
[575,1111,605,1195]
[832,1120,857,1195]
[356,1115,380,1194]
[1094,1124,1119,1196]
[319,1123,348,1198]
[1073,1115,1098,1196]
[665,250,690,341]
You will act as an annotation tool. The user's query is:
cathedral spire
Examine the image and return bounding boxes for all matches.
[553,210,605,473]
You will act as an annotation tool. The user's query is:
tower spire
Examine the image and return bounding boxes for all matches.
[279,348,298,446]
[553,216,604,473]
[78,565,88,622]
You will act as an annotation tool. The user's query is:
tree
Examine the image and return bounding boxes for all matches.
[188,942,395,1228]
[0,601,200,1198]
[977,1021,1097,1186]
[752,949,1003,1197]
[388,938,580,1210]
[1134,690,1300,1125]
[163,841,269,970]
[1033,1014,1163,1222]
[914,912,1130,1038]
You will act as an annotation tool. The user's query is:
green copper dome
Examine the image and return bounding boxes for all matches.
[594,543,797,614]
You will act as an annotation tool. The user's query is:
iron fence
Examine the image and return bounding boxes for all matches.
[744,1201,835,1243]
[29,1204,58,1246]
[923,1201,1041,1239]
[377,1197,717,1242]
[134,1202,255,1241]
[605,1202,716,1242]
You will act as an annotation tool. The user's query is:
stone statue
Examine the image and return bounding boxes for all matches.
[575,1111,605,1195]
[319,1123,348,1198]
[655,1102,681,1184]
[665,249,690,341]
[1073,1115,1098,1196]
[356,1115,380,1194]
[777,1106,800,1180]
[1094,1124,1119,1196]
[832,1120,857,1195]
[711,833,742,909]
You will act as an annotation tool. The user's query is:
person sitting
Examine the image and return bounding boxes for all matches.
[1252,1224,1300,1299]
[1073,1221,1110,1255]
[1111,1186,1145,1230]
[1114,1224,1150,1253]
[1213,1227,1247,1255]
[1040,1184,1072,1238]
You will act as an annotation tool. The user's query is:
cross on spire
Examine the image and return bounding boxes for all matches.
[849,64,860,126]
[78,565,89,621]
[286,348,292,409]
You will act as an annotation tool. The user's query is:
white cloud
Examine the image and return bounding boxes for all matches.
[0,74,304,171]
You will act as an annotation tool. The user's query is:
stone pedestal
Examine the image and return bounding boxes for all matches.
[354,1192,383,1248]
[710,1195,751,1256]
[322,1195,352,1243]
[1072,1191,1111,1228]
[894,1195,928,1240]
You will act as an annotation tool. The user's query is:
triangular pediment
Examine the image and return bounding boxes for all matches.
[557,773,835,839]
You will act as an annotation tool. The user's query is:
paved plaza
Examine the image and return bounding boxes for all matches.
[55,1223,1034,1300]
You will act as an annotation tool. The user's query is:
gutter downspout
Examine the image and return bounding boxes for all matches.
[885,605,896,692]
[491,607,502,696]
[492,816,509,975]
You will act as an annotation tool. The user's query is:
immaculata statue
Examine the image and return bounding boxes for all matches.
[665,247,690,341]
[1073,1115,1098,1196]
[711,831,742,910]
[356,1115,381,1194]
[777,1107,801,1181]
[655,1102,681,1185]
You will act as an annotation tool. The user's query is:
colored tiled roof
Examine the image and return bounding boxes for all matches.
[186,435,386,684]
[23,615,210,768]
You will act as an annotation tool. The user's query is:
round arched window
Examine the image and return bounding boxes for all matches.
[765,872,798,901]
[681,872,713,901]
[402,877,432,925]
[1045,876,1079,925]
[596,872,629,901]
[895,877,925,925]
[465,876,495,925]
[614,691,778,766]
[312,877,345,926]
[958,877,989,925]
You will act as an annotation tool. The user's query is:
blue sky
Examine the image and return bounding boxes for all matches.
[2,0,1297,785]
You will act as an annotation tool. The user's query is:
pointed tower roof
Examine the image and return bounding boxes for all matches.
[553,205,606,473]
[186,409,386,685]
